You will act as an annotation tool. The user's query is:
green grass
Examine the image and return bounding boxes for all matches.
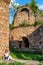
[38,63,43,65]
[10,52,42,61]
[0,63,6,65]
[9,62,25,65]
[0,62,25,65]
[0,62,43,65]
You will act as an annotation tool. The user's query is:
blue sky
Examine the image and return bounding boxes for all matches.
[16,0,43,5]
[11,0,43,9]
[15,0,30,5]
[9,0,43,24]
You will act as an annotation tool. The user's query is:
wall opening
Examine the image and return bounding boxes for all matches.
[20,8,29,15]
[22,37,29,48]
[19,41,22,48]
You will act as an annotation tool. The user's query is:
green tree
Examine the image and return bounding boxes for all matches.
[40,10,43,17]
[30,0,38,13]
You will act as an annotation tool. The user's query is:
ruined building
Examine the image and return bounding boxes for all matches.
[0,0,43,58]
[0,0,10,58]
[10,6,43,51]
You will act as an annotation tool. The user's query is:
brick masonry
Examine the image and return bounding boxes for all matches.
[0,0,10,58]
[0,0,43,58]
[10,26,43,50]
[10,6,43,50]
[14,6,35,26]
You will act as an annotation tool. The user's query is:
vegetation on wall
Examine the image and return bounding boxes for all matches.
[33,21,43,26]
[40,10,43,17]
[12,11,17,24]
[19,21,31,27]
[10,0,43,30]
[9,24,14,30]
[30,0,38,13]
[10,20,43,30]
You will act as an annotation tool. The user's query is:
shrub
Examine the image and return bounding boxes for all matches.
[33,21,43,26]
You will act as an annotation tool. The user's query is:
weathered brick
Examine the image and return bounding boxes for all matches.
[0,0,10,58]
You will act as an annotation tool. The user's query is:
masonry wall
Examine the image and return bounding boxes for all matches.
[14,6,35,26]
[10,26,43,50]
[10,6,43,51]
[0,0,10,58]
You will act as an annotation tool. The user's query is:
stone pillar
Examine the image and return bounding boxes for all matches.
[0,0,10,58]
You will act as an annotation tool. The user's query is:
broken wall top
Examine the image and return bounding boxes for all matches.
[0,0,10,4]
[1,0,10,4]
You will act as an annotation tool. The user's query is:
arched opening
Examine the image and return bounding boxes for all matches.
[20,8,29,24]
[20,8,29,16]
[22,37,29,48]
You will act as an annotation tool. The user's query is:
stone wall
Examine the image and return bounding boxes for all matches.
[10,6,43,51]
[0,0,10,58]
[14,6,35,26]
[10,26,43,50]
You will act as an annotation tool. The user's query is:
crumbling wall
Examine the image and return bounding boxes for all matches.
[14,6,35,26]
[10,26,43,50]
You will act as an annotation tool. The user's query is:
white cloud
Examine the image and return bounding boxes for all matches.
[9,0,16,8]
[38,4,43,10]
[13,2,19,8]
[9,0,19,8]
[10,0,14,3]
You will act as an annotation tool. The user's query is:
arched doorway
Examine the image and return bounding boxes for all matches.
[22,37,29,48]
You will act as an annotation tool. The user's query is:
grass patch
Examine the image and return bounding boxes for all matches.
[10,52,42,61]
[38,63,43,65]
[0,62,25,65]
[9,62,25,65]
[0,63,6,65]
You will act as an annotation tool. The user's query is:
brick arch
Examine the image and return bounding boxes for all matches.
[20,8,29,15]
[14,6,35,26]
[21,8,29,12]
